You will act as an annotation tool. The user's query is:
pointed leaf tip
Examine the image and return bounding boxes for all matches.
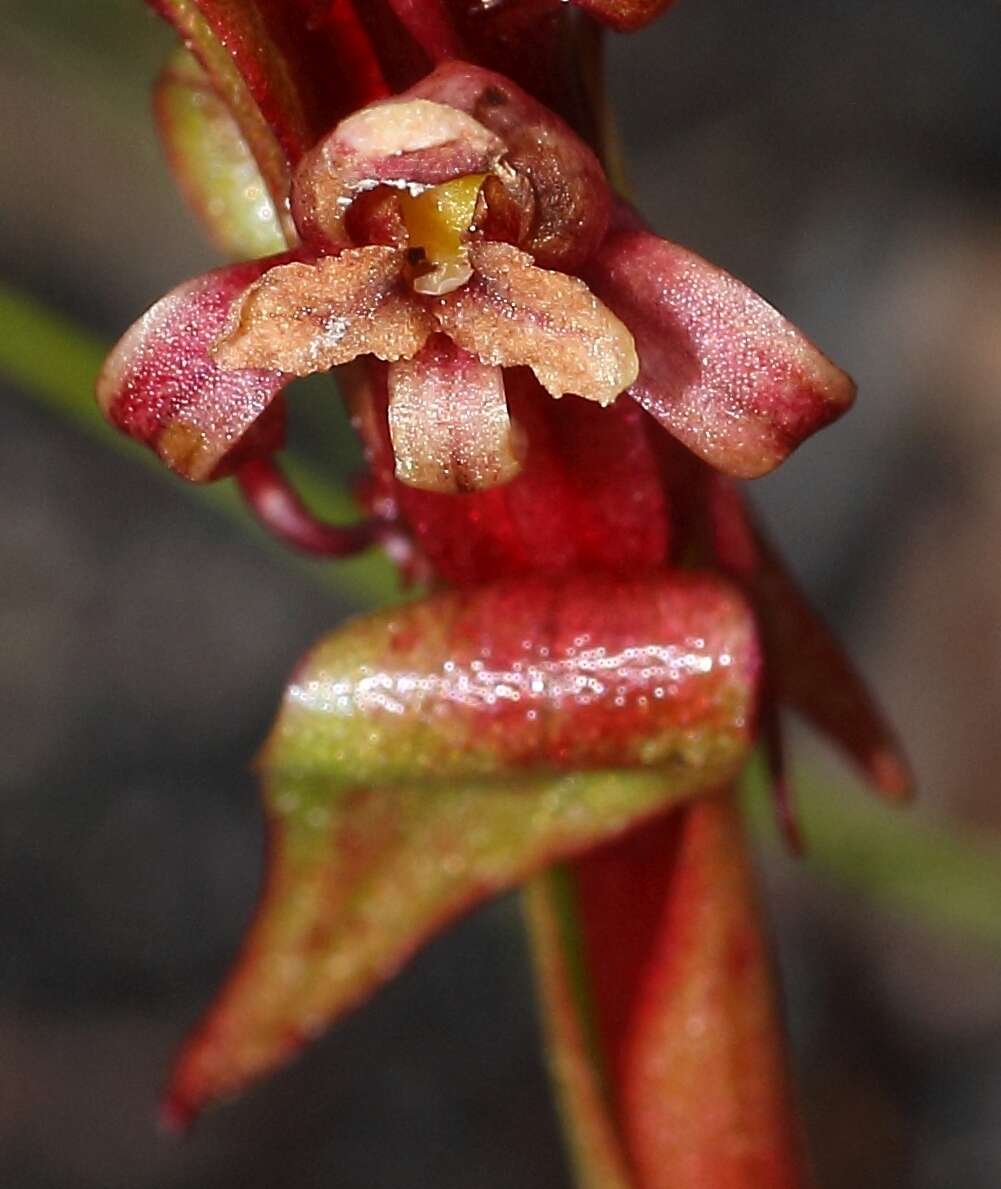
[166,573,760,1118]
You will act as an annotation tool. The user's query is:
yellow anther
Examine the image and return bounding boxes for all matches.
[399,174,486,295]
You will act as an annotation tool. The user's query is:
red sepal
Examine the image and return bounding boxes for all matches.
[96,255,297,481]
[588,221,856,479]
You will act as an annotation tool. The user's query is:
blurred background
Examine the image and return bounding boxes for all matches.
[2,0,1001,1185]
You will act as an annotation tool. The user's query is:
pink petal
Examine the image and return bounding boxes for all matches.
[213,247,435,374]
[96,256,294,481]
[408,61,611,269]
[435,242,638,405]
[387,338,521,493]
[588,226,856,478]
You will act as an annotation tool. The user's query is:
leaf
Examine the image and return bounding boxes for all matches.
[155,49,287,260]
[164,573,760,1120]
[528,797,809,1189]
[587,223,856,479]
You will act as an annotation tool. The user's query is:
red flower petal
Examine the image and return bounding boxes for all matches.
[360,367,672,585]
[387,338,522,492]
[96,256,294,481]
[588,225,856,478]
[435,242,638,405]
[163,573,760,1122]
[213,247,434,373]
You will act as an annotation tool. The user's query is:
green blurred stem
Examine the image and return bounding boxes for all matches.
[0,281,398,608]
[3,279,1001,953]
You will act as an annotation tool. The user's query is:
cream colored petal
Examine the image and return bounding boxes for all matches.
[435,242,638,406]
[213,246,434,375]
[388,339,522,493]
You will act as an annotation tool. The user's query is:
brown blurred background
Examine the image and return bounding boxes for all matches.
[2,1,1001,1185]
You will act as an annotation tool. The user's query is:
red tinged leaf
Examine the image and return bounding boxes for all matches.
[164,573,760,1121]
[587,225,856,479]
[707,477,912,800]
[530,797,810,1189]
[96,256,295,481]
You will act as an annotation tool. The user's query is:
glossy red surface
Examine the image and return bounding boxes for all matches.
[359,364,673,585]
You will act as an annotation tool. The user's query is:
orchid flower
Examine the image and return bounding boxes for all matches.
[94,2,910,1184]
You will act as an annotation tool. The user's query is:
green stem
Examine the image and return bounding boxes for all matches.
[3,279,1001,955]
[0,281,398,609]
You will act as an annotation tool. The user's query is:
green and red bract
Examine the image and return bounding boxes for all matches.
[165,572,760,1122]
[95,2,910,1184]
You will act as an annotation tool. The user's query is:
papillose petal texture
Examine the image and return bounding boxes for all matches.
[387,338,521,493]
[588,224,856,478]
[214,248,434,372]
[436,243,638,405]
[163,573,760,1121]
[96,255,297,480]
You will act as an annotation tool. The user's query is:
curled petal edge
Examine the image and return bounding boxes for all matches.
[96,255,298,481]
[587,223,856,479]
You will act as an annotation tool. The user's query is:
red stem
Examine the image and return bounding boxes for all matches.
[236,457,397,559]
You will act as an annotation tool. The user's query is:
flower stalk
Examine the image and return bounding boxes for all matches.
[85,2,912,1183]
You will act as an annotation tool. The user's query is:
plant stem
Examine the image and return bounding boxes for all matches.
[0,280,399,608]
[3,279,1001,953]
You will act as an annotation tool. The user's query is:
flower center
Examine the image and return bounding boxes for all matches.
[398,174,486,296]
